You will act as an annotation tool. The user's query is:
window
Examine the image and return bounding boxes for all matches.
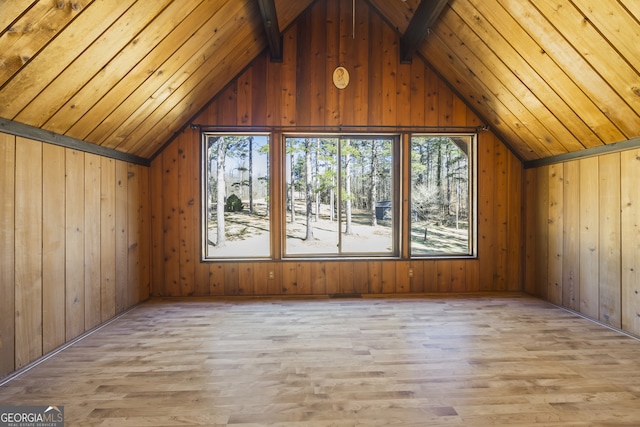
[201,131,475,260]
[410,134,476,257]
[202,134,270,259]
[284,135,397,257]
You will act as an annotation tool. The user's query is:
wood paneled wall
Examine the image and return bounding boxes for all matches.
[0,132,150,378]
[149,1,524,297]
[525,150,640,338]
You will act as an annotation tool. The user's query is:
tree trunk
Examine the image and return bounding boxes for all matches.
[216,138,227,247]
[344,141,353,235]
[290,152,296,223]
[370,140,378,226]
[304,140,314,240]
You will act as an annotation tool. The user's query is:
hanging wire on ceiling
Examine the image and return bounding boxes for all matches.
[352,0,356,39]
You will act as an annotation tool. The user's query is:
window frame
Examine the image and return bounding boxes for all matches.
[408,133,477,259]
[282,133,401,259]
[200,130,477,261]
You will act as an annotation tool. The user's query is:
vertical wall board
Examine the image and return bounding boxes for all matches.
[381,262,396,293]
[380,21,397,126]
[409,260,425,293]
[224,263,241,295]
[126,163,141,309]
[324,0,340,126]
[193,134,209,297]
[339,262,355,294]
[395,60,411,128]
[253,263,269,295]
[409,60,425,126]
[178,135,195,296]
[239,264,255,296]
[149,155,164,296]
[424,67,439,125]
[162,143,180,296]
[466,259,480,293]
[15,137,43,368]
[42,144,66,353]
[281,262,298,294]
[209,263,225,296]
[534,166,549,299]
[422,260,438,293]
[352,1,370,125]
[523,169,537,295]
[621,149,640,336]
[281,28,297,126]
[251,56,268,127]
[84,153,102,330]
[478,132,496,290]
[138,165,151,301]
[437,79,453,127]
[353,261,369,294]
[562,161,580,310]
[366,13,383,126]
[394,261,410,293]
[114,160,128,313]
[578,157,599,319]
[310,261,327,295]
[237,67,253,125]
[547,163,563,304]
[367,261,382,293]
[296,262,312,294]
[450,260,466,293]
[492,138,508,290]
[506,154,523,291]
[0,134,15,376]
[295,19,312,126]
[65,149,85,341]
[436,260,452,292]
[265,54,282,127]
[100,157,117,321]
[325,261,340,294]
[598,153,621,328]
[267,263,283,295]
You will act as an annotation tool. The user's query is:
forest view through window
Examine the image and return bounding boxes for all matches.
[410,134,475,256]
[203,134,270,259]
[285,135,396,256]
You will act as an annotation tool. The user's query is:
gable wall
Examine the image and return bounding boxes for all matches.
[149,0,524,297]
[0,132,150,379]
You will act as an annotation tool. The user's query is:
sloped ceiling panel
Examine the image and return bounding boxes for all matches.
[409,0,640,161]
[0,0,267,159]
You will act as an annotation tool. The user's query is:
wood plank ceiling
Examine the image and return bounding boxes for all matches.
[0,0,639,162]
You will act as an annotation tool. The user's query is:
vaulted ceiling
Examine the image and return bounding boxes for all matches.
[1,0,639,162]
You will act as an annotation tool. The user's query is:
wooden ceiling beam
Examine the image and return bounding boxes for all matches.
[257,0,282,62]
[400,0,449,64]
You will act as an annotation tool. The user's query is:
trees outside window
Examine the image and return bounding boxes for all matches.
[203,134,270,259]
[285,135,396,256]
[201,132,475,260]
[410,134,475,256]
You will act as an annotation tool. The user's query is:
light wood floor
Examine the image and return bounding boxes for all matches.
[1,294,640,426]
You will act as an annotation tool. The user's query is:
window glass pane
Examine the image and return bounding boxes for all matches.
[410,135,473,256]
[285,136,395,257]
[203,134,270,259]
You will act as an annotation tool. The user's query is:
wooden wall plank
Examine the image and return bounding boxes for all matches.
[534,165,549,299]
[178,135,195,296]
[578,157,599,319]
[547,163,563,304]
[621,149,640,336]
[523,169,537,295]
[162,143,180,296]
[100,157,117,321]
[42,144,66,353]
[0,133,15,376]
[562,161,580,311]
[126,163,141,309]
[114,160,128,313]
[14,137,42,368]
[138,164,151,301]
[84,153,102,330]
[65,149,85,341]
[598,153,621,328]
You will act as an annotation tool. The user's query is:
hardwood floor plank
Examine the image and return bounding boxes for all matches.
[1,294,640,426]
